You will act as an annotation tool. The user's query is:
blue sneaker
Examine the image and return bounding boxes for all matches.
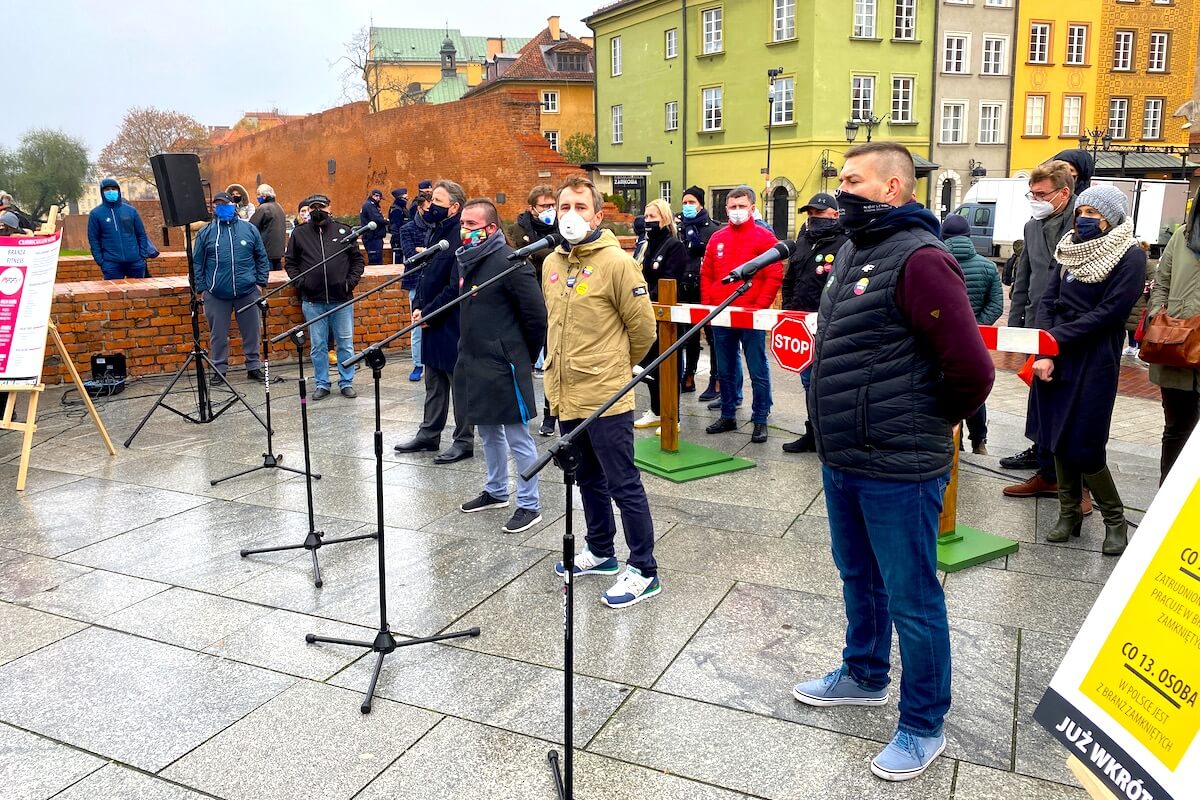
[871,729,946,781]
[601,566,661,609]
[554,548,620,577]
[792,665,889,707]
[409,365,424,382]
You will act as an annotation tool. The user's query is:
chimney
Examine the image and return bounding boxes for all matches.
[580,36,594,49]
[548,16,561,40]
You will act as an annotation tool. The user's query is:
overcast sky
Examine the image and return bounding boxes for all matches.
[8,0,599,159]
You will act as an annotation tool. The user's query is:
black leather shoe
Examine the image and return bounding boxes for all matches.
[394,438,439,453]
[311,388,330,401]
[707,399,742,410]
[999,445,1038,470]
[782,422,816,453]
[706,418,737,434]
[751,423,768,443]
[246,369,264,381]
[434,445,474,464]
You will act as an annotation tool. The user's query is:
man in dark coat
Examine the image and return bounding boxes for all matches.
[88,178,155,279]
[359,189,388,265]
[782,192,847,453]
[387,187,410,262]
[676,186,721,395]
[454,199,548,534]
[409,179,433,218]
[397,194,431,381]
[249,184,287,270]
[514,184,560,435]
[394,180,474,463]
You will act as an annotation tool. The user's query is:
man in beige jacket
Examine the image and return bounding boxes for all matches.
[543,175,660,608]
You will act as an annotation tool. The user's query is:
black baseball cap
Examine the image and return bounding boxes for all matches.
[800,193,838,213]
[212,191,234,204]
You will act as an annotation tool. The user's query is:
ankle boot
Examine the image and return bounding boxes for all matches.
[1084,466,1128,555]
[1046,456,1083,543]
[782,421,816,454]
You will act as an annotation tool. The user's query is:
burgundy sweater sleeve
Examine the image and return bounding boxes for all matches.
[895,246,996,421]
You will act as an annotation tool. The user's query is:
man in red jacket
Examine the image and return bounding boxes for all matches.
[700,185,784,443]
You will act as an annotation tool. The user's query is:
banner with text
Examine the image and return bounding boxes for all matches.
[0,230,62,385]
[1035,429,1200,800]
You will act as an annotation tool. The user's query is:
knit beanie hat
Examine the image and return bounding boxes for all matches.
[941,214,970,239]
[682,185,705,205]
[1076,185,1127,226]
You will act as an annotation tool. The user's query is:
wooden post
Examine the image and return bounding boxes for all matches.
[939,424,962,542]
[655,279,679,453]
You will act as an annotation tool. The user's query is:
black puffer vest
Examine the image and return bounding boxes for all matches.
[809,228,954,481]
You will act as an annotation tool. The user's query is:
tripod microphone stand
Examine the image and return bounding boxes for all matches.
[124,223,268,447]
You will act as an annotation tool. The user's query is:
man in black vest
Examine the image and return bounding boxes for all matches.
[792,142,994,782]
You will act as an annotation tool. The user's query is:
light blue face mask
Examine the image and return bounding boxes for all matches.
[681,204,698,219]
[103,190,119,202]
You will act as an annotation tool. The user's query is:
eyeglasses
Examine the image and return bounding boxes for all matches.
[1025,188,1064,202]
[534,202,555,211]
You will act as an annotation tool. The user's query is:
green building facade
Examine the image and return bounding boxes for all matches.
[588,0,938,238]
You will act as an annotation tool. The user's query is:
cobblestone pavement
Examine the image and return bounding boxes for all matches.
[0,350,1167,800]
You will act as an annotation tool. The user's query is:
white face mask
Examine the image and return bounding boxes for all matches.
[558,209,590,244]
[538,208,556,226]
[1029,199,1056,220]
[727,209,751,225]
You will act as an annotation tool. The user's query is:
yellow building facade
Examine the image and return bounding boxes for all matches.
[1011,0,1103,174]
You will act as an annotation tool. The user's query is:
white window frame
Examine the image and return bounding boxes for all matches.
[851,74,875,122]
[665,100,679,131]
[1148,32,1169,72]
[1113,30,1134,72]
[543,130,559,152]
[982,35,1007,75]
[611,105,623,144]
[660,181,672,204]
[891,75,914,123]
[940,101,967,144]
[984,0,1012,6]
[1066,24,1088,65]
[1109,98,1129,139]
[702,7,723,54]
[979,102,1004,144]
[773,0,796,41]
[853,0,877,38]
[611,36,622,76]
[665,28,678,59]
[1029,23,1050,64]
[702,86,723,131]
[943,33,970,74]
[1025,95,1046,136]
[894,0,916,41]
[541,91,559,114]
[771,76,795,125]
[1143,98,1164,139]
[1061,95,1083,137]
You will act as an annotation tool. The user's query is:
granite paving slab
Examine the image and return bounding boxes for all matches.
[1014,629,1080,785]
[18,569,168,623]
[0,722,104,800]
[453,554,733,687]
[100,587,274,651]
[589,690,954,799]
[420,506,567,544]
[519,513,677,557]
[0,464,83,498]
[84,450,300,501]
[0,554,92,603]
[161,681,441,800]
[234,473,463,529]
[355,716,753,800]
[1003,541,1119,585]
[203,608,375,680]
[781,513,833,543]
[0,602,88,667]
[640,456,823,514]
[330,640,629,744]
[0,627,294,772]
[50,764,212,800]
[642,492,800,537]
[943,567,1100,639]
[952,761,1086,799]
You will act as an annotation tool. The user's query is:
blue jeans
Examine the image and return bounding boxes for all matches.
[800,364,812,392]
[407,289,422,368]
[714,328,770,423]
[302,301,355,390]
[478,422,540,510]
[822,465,952,737]
[100,260,147,279]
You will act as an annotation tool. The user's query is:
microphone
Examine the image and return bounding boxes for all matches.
[403,239,449,265]
[507,233,562,261]
[340,220,378,242]
[721,240,797,284]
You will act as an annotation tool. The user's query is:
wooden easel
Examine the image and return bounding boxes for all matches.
[1067,756,1118,800]
[2,321,115,491]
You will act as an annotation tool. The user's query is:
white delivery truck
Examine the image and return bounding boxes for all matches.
[954,178,1033,257]
[1090,177,1189,255]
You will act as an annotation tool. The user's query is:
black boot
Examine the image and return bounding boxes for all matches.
[782,421,816,454]
[1046,456,1083,543]
[698,377,719,402]
[681,373,697,393]
[1084,466,1128,555]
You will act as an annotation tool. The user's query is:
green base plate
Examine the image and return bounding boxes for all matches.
[634,437,755,483]
[936,525,1019,572]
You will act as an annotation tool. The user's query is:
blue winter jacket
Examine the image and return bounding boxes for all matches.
[87,178,152,270]
[192,217,270,300]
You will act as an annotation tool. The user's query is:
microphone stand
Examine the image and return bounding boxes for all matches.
[522,275,760,800]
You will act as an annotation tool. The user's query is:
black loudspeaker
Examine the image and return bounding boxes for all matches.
[150,153,209,227]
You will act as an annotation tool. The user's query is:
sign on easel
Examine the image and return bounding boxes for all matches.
[1034,428,1200,800]
[0,230,60,383]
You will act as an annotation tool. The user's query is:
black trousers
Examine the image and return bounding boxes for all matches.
[416,365,473,448]
[639,339,679,416]
[678,279,703,379]
[1161,386,1200,485]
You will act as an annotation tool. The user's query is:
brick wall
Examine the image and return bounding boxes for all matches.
[61,200,191,254]
[54,247,395,283]
[206,89,581,224]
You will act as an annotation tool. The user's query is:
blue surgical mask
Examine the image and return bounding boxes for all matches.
[214,204,236,221]
[681,204,698,220]
[1075,217,1105,241]
[103,190,119,203]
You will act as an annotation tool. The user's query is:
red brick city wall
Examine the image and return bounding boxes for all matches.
[205,89,580,225]
[54,247,394,283]
[60,201,189,254]
[45,266,412,385]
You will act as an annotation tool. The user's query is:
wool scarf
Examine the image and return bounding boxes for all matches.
[1054,218,1136,284]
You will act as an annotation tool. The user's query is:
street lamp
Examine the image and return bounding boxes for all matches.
[845,114,884,143]
[764,67,784,195]
[1079,127,1112,166]
[968,159,987,182]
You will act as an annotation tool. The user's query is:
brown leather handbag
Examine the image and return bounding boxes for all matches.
[1140,307,1200,368]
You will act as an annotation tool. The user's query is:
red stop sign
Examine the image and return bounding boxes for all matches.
[771,317,814,373]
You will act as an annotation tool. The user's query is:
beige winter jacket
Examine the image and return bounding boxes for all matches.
[1148,225,1200,392]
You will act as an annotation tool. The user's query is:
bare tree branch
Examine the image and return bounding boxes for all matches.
[97,106,208,186]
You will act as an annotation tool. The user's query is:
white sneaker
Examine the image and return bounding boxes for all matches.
[1122,345,1138,357]
[601,566,662,609]
[634,411,661,429]
[654,422,681,436]
[554,548,620,577]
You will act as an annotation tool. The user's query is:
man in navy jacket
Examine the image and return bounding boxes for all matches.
[88,178,155,279]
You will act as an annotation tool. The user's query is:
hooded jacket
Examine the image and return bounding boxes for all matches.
[87,178,153,269]
[225,184,255,222]
[193,215,269,300]
[945,235,1004,325]
[1052,149,1095,194]
[249,198,286,260]
[699,221,784,310]
[359,192,388,242]
[284,217,365,304]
